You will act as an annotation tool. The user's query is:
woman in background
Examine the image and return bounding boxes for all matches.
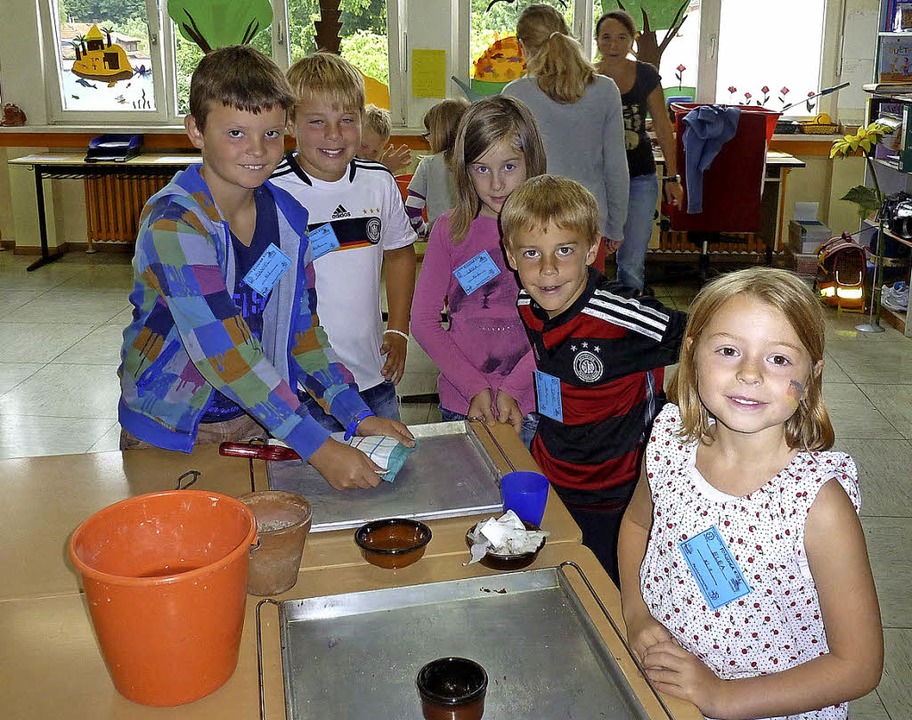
[595,9,683,293]
[503,3,629,268]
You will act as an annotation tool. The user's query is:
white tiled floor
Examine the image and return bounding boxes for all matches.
[0,249,909,717]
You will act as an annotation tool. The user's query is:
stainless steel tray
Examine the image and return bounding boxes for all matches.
[266,421,504,532]
[259,566,666,719]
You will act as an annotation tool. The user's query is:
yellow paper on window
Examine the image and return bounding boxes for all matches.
[411,49,447,99]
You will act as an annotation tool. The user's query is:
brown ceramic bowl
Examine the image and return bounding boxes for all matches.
[465,520,546,571]
[355,518,432,570]
[416,657,487,720]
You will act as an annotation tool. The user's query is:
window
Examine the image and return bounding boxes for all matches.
[31,0,833,127]
[41,0,165,121]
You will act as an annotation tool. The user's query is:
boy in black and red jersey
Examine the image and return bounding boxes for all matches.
[501,175,686,585]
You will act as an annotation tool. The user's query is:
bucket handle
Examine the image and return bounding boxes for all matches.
[255,598,280,720]
[175,469,201,490]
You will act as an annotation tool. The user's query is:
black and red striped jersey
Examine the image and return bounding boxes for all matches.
[518,268,687,504]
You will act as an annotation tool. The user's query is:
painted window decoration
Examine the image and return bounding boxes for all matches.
[55,1,157,113]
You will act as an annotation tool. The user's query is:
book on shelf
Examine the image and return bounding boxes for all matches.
[864,82,912,95]
[879,34,912,82]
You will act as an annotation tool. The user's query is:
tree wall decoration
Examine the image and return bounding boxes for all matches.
[601,0,689,68]
[168,0,273,53]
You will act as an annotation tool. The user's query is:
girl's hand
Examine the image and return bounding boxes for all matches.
[625,611,674,661]
[663,180,684,209]
[467,389,495,426]
[380,332,408,384]
[356,416,415,447]
[642,640,727,716]
[494,391,523,433]
[604,237,622,255]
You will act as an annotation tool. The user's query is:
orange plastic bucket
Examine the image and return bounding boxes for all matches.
[69,490,258,706]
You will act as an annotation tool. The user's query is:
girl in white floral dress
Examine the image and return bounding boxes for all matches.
[618,268,882,720]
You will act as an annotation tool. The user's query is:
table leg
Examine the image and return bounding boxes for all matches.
[26,165,65,272]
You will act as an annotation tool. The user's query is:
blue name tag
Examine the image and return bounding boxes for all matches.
[309,223,341,260]
[679,526,751,610]
[242,244,293,297]
[453,250,501,295]
[534,370,563,422]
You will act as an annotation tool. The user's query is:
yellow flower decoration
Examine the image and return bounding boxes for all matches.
[830,122,891,159]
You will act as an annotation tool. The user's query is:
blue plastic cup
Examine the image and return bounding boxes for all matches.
[500,471,549,527]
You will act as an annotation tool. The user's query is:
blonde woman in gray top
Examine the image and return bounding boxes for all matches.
[503,4,629,263]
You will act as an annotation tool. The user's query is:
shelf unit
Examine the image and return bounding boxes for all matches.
[863,0,912,334]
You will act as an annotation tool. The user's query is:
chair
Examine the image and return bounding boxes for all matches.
[661,103,780,282]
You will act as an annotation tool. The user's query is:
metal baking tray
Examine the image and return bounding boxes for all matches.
[266,421,504,532]
[259,565,665,719]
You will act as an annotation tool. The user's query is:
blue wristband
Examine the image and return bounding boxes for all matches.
[344,409,375,441]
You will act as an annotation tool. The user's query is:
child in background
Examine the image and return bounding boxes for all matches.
[271,53,417,429]
[500,175,686,583]
[405,97,470,236]
[360,104,412,175]
[411,96,545,447]
[118,46,413,491]
[618,268,882,719]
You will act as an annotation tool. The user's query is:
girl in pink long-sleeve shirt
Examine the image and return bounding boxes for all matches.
[411,96,546,447]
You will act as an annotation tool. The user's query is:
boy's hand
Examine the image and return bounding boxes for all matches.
[494,391,523,434]
[642,640,725,715]
[380,144,412,175]
[380,332,408,384]
[467,389,495,426]
[308,437,385,490]
[357,416,415,446]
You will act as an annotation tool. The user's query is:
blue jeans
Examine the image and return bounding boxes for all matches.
[439,407,540,449]
[299,380,400,433]
[615,172,659,291]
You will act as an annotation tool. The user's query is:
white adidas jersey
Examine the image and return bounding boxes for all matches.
[271,155,416,390]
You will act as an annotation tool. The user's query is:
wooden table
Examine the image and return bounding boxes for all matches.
[0,422,698,719]
[0,546,700,720]
[0,421,580,601]
[7,152,197,271]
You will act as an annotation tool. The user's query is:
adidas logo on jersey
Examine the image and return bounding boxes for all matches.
[331,204,351,219]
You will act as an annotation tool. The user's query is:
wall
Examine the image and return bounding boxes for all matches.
[0,0,883,252]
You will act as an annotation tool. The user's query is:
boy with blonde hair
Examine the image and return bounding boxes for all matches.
[360,103,412,174]
[118,45,412,491]
[272,52,417,431]
[501,174,686,583]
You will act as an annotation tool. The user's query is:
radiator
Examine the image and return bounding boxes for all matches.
[84,174,170,249]
[657,229,766,254]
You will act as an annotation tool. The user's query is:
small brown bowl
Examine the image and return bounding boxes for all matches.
[465,520,546,571]
[355,518,432,569]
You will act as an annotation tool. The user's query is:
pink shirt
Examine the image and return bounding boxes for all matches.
[411,212,535,416]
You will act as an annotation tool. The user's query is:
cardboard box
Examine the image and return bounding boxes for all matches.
[788,202,831,255]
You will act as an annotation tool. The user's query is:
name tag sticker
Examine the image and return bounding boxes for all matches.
[453,250,501,295]
[243,244,292,297]
[679,526,751,610]
[534,370,563,422]
[309,223,341,260]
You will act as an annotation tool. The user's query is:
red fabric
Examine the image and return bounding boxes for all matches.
[664,105,778,234]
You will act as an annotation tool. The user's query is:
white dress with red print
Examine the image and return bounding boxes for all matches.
[640,403,859,720]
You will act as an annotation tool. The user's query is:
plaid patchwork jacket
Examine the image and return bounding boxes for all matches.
[118,164,368,459]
